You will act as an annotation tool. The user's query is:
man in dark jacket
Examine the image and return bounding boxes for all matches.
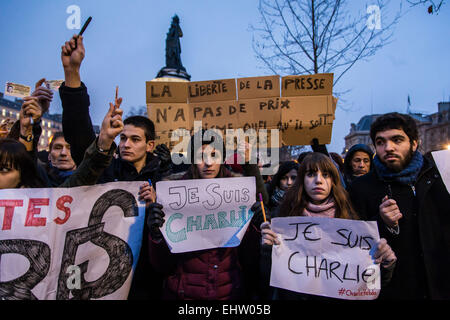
[347,112,450,300]
[343,143,373,187]
[59,34,171,300]
[43,132,77,186]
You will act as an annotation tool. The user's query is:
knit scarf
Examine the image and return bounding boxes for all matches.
[271,187,285,207]
[373,151,423,185]
[302,197,336,218]
[49,163,75,179]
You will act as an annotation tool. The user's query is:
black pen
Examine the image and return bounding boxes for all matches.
[78,16,92,36]
[74,16,92,49]
[386,184,393,199]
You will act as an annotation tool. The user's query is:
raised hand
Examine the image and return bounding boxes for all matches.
[61,35,85,87]
[61,34,85,71]
[379,195,403,228]
[138,182,156,206]
[20,97,43,131]
[31,78,53,114]
[97,97,124,152]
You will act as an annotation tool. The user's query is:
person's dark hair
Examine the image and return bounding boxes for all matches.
[268,161,299,194]
[187,130,226,179]
[48,131,66,151]
[370,112,419,147]
[330,152,344,173]
[0,138,45,188]
[278,153,358,220]
[297,151,312,164]
[124,116,156,141]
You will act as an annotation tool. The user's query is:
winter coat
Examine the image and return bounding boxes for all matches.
[347,155,450,299]
[58,81,167,184]
[8,119,114,188]
[59,81,166,300]
[58,138,116,187]
[148,164,265,300]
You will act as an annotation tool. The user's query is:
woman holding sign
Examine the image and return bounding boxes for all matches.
[257,152,397,300]
[146,130,267,300]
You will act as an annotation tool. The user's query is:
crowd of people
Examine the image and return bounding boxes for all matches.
[1,34,449,301]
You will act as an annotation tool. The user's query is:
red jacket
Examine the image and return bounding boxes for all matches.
[148,167,264,300]
[148,223,261,300]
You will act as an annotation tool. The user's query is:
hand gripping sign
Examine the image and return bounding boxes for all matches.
[269,216,381,300]
[156,177,256,253]
[0,182,145,300]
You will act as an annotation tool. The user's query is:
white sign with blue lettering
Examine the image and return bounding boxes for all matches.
[156,177,256,253]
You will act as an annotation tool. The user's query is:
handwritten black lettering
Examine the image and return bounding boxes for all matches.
[0,239,51,300]
[174,108,186,122]
[305,256,318,277]
[284,77,327,90]
[331,228,374,251]
[284,222,320,242]
[156,108,167,123]
[329,261,343,283]
[288,251,303,275]
[189,81,228,98]
[303,223,321,241]
[57,189,137,300]
[343,264,360,283]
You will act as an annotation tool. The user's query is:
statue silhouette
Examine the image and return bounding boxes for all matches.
[157,15,191,80]
[166,15,185,72]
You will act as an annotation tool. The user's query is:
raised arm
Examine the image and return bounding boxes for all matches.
[59,34,96,166]
[61,95,124,187]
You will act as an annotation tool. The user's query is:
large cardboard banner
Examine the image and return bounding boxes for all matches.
[146,73,336,148]
[270,216,381,300]
[0,182,146,300]
[156,177,256,253]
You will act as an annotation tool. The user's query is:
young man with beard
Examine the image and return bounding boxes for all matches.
[347,112,450,300]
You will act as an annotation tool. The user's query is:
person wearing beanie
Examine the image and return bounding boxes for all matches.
[343,143,374,187]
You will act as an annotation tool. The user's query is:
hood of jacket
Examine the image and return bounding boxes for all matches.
[344,143,374,178]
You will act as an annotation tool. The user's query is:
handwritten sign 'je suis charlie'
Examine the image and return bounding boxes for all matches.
[156,177,256,253]
[270,216,381,300]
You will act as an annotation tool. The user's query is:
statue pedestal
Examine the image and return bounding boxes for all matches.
[156,67,191,81]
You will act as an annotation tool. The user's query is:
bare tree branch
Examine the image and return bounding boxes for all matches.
[406,0,444,13]
[251,0,403,95]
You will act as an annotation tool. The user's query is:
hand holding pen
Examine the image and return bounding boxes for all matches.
[138,179,156,206]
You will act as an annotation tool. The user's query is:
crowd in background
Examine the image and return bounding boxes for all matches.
[1,34,449,301]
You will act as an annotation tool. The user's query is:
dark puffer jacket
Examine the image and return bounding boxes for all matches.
[148,165,265,300]
[149,234,260,300]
